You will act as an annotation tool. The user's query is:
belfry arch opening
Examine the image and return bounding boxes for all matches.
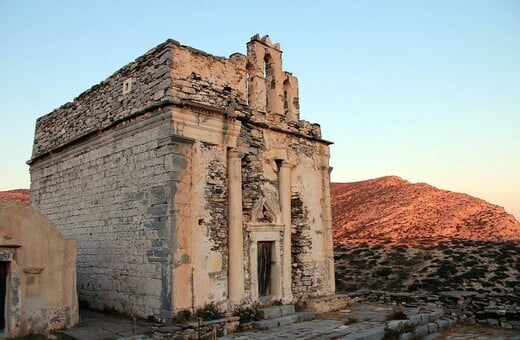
[283,78,290,114]
[264,53,275,110]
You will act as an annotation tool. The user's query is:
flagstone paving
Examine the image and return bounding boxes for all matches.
[59,304,520,340]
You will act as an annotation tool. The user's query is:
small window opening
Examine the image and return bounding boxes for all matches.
[122,78,133,95]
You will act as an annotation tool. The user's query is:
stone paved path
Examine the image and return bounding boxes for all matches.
[60,310,155,340]
[222,319,386,339]
[59,306,520,340]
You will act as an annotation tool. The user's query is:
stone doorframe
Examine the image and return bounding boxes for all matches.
[246,223,284,303]
[0,246,20,336]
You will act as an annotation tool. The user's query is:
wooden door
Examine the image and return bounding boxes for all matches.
[257,242,273,297]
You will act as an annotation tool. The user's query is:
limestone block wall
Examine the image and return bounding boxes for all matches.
[30,112,187,320]
[0,200,78,337]
[31,40,248,163]
[32,41,175,159]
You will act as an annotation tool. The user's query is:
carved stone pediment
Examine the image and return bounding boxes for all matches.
[251,185,282,224]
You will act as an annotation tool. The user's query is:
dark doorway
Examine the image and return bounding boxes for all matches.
[257,242,273,297]
[0,261,7,332]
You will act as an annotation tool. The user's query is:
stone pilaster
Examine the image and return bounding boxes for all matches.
[227,149,244,304]
[279,161,294,302]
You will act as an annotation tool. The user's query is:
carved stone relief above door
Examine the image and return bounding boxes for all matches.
[246,186,287,302]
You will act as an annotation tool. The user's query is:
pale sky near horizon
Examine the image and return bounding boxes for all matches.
[1,1,519,219]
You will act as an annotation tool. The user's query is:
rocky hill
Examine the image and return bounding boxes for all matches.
[0,189,30,204]
[332,176,520,296]
[331,176,520,246]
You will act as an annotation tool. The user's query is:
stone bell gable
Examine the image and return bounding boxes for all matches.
[29,34,335,321]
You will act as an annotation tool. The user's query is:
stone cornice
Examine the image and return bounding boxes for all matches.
[29,98,332,165]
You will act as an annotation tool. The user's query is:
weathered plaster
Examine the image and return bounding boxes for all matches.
[0,200,78,337]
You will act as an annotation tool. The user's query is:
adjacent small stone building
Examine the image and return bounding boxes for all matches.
[0,199,78,337]
[28,35,335,321]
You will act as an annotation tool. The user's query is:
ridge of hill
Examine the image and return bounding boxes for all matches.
[331,176,520,246]
[3,177,520,246]
[0,189,30,205]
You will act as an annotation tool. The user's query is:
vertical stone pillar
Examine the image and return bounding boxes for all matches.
[279,161,294,302]
[227,150,244,304]
[265,51,284,116]
[283,73,300,122]
[246,34,284,115]
[322,166,336,294]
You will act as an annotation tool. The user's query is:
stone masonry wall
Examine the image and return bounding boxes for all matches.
[32,41,175,159]
[30,111,186,320]
[203,143,228,255]
[169,47,248,112]
[31,40,249,161]
[30,36,335,311]
[291,193,314,299]
[239,123,267,223]
[238,122,270,299]
[291,138,335,298]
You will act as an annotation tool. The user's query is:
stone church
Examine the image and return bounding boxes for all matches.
[29,35,335,320]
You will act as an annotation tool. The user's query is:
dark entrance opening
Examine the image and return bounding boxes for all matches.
[257,241,273,297]
[0,261,7,332]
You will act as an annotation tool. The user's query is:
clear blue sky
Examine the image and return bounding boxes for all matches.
[1,1,519,219]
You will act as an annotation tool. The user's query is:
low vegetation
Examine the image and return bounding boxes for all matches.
[194,302,226,321]
[334,240,520,296]
[233,302,262,323]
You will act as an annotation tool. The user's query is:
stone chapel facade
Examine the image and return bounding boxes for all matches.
[29,35,335,320]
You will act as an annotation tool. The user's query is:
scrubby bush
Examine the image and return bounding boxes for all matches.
[386,308,407,321]
[233,303,261,323]
[173,309,192,323]
[374,266,393,277]
[195,302,225,321]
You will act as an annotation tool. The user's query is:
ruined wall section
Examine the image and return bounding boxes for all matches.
[173,141,229,312]
[289,139,335,298]
[239,123,267,223]
[30,112,185,320]
[290,193,314,298]
[260,129,334,300]
[245,35,322,142]
[204,145,228,255]
[169,47,248,114]
[31,39,252,162]
[194,143,229,307]
[29,35,335,312]
[237,123,265,298]
[32,40,177,159]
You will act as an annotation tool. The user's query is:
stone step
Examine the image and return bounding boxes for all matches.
[258,304,296,320]
[253,310,315,330]
[385,314,456,339]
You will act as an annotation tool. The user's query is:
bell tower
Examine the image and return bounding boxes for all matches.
[247,34,300,122]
